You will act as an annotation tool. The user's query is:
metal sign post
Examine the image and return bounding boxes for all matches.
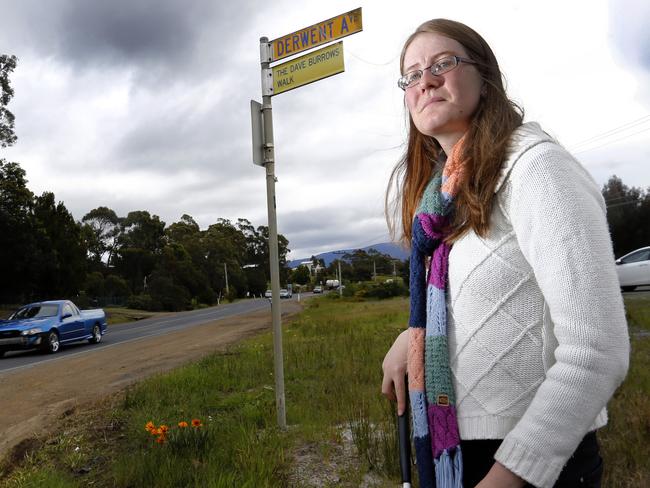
[259,36,286,430]
[254,8,362,430]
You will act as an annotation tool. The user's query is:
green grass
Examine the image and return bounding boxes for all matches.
[0,298,407,487]
[0,295,648,487]
[623,292,650,332]
[599,336,650,487]
[103,307,164,325]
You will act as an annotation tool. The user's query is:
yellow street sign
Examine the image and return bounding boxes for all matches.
[271,42,344,96]
[270,8,362,62]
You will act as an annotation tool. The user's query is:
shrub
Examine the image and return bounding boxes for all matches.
[127,294,160,311]
[75,291,91,309]
[197,287,215,306]
[223,290,238,303]
[105,274,131,298]
[148,275,191,311]
[364,281,408,299]
[342,282,360,297]
[84,271,105,297]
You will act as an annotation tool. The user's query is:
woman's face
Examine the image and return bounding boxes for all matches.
[402,32,483,142]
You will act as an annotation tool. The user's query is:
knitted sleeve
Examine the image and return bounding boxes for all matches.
[493,142,630,488]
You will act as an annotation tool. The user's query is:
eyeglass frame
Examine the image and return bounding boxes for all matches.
[397,55,478,91]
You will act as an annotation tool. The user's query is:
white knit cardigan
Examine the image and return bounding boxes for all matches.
[446,122,629,487]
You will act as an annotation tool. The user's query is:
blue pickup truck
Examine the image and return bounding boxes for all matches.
[0,300,107,357]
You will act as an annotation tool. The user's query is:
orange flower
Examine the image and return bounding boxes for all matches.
[145,421,155,432]
[156,435,166,444]
[178,421,189,428]
[191,418,202,428]
[159,424,169,434]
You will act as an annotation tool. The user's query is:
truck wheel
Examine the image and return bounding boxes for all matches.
[44,331,60,354]
[89,324,102,344]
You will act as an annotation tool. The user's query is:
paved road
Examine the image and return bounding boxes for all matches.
[0,297,302,373]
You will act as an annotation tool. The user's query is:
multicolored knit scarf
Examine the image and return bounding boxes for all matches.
[407,138,466,488]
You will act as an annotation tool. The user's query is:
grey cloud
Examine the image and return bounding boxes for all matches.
[56,166,267,232]
[609,0,650,70]
[112,60,256,173]
[58,2,203,66]
[1,0,260,83]
[279,207,388,258]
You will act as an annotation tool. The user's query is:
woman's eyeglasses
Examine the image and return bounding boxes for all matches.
[398,55,477,91]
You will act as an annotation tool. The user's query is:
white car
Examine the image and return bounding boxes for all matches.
[264,289,272,298]
[280,289,291,299]
[615,246,650,291]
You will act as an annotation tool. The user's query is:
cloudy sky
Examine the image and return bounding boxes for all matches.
[1,0,649,259]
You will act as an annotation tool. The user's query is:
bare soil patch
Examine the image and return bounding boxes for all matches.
[0,301,303,459]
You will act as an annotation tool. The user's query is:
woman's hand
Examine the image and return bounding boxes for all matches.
[474,462,526,488]
[381,329,409,415]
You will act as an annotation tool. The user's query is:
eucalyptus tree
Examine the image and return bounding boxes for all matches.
[0,160,33,302]
[82,206,121,266]
[31,192,87,298]
[0,54,17,148]
[602,175,650,257]
[112,211,166,294]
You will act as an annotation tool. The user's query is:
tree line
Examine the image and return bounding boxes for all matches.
[0,159,292,310]
[600,175,650,258]
[290,248,409,288]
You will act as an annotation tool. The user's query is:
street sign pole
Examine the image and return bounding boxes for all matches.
[259,36,286,430]
[254,8,362,431]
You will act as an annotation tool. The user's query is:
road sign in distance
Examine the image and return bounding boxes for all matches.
[250,100,264,166]
[271,41,344,96]
[270,8,361,62]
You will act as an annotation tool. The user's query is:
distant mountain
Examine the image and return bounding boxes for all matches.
[288,242,409,268]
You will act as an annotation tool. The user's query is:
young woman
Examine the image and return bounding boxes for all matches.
[381,19,629,488]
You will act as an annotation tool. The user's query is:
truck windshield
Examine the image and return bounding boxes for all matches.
[10,304,59,320]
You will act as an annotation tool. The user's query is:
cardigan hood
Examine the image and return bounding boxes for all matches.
[494,122,555,193]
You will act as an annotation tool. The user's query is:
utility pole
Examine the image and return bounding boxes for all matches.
[373,260,377,281]
[224,263,229,294]
[393,260,397,276]
[338,259,343,297]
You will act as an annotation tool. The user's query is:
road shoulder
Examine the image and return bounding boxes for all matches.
[0,301,303,458]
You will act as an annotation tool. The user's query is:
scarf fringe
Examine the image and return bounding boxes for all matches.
[434,447,463,488]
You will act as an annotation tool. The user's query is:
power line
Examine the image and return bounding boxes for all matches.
[606,200,642,209]
[604,195,638,204]
[570,114,650,151]
[574,125,650,155]
[346,49,398,67]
